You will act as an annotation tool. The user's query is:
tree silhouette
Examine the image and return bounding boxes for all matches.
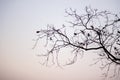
[33,7,120,80]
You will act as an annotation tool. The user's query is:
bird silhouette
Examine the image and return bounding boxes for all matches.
[74,33,77,35]
[117,31,120,33]
[36,31,40,33]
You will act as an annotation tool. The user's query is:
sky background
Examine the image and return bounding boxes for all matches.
[0,0,120,80]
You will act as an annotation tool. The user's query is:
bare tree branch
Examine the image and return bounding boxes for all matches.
[33,6,120,80]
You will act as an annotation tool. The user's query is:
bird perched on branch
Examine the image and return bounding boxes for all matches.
[118,31,120,33]
[36,31,40,33]
[74,33,77,35]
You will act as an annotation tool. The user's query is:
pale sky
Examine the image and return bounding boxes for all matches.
[0,0,120,80]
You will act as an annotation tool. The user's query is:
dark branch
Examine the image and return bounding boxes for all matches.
[34,7,120,80]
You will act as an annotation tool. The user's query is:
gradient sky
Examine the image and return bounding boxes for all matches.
[0,0,120,80]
